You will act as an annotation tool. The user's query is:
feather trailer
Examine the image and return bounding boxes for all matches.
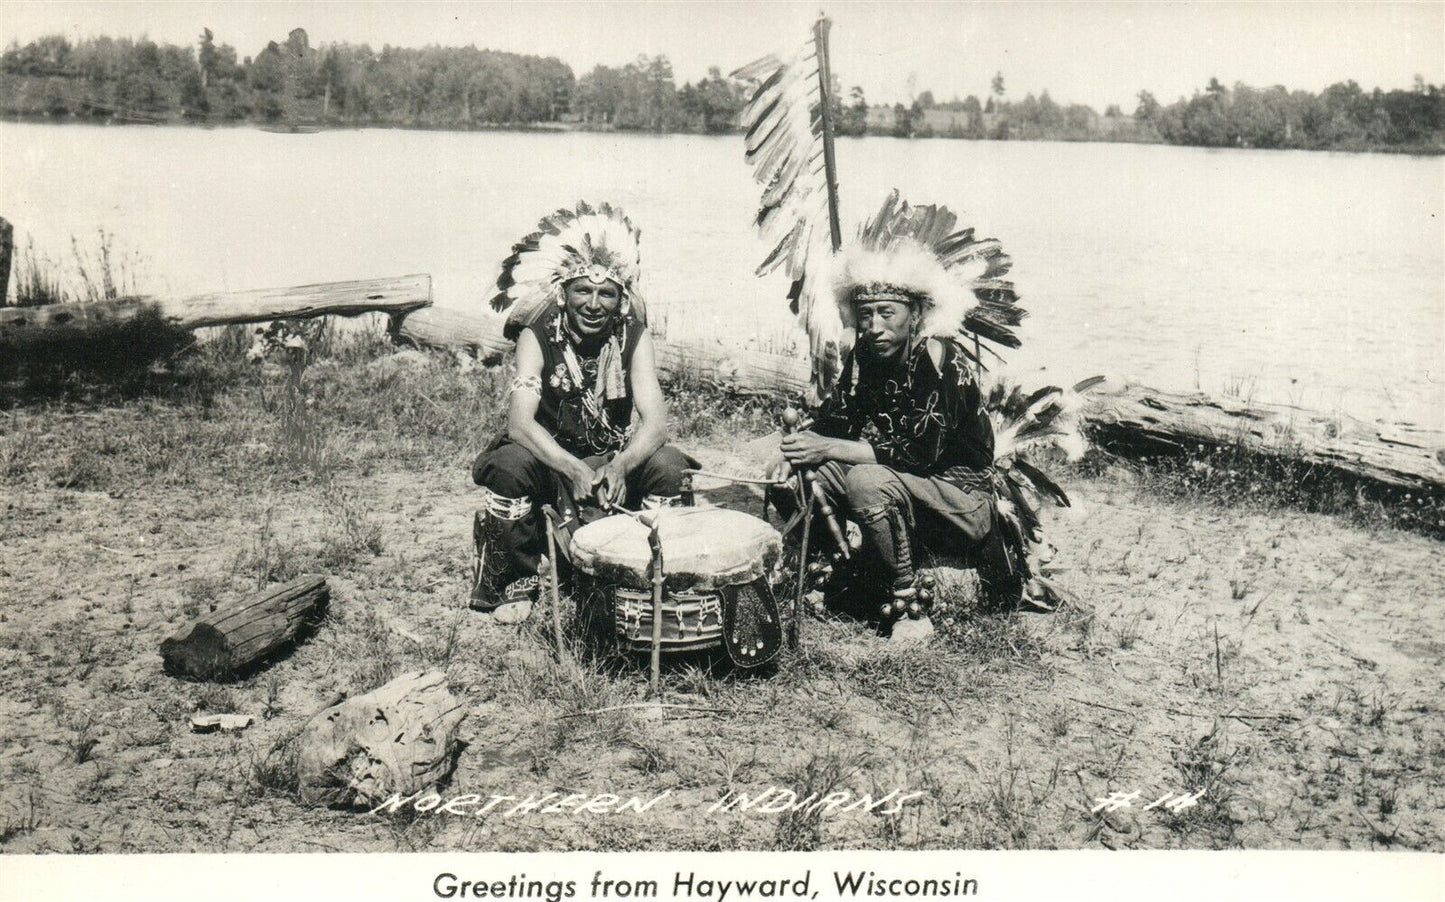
[982,374,1104,606]
[489,201,646,340]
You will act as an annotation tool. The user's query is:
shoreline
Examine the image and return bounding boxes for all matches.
[3,113,1441,157]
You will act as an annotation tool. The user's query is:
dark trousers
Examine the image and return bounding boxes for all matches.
[794,461,1019,605]
[471,442,693,583]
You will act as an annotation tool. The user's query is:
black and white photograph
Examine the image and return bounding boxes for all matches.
[0,0,1441,896]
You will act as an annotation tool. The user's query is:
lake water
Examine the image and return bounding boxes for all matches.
[2,122,1441,427]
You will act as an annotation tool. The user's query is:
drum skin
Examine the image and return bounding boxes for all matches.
[570,507,782,591]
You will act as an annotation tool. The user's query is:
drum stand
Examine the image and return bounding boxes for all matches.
[777,408,852,651]
[558,497,670,699]
[542,511,566,663]
[647,521,665,697]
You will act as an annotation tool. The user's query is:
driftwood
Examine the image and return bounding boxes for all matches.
[297,670,466,807]
[0,273,431,351]
[386,302,815,395]
[654,341,811,396]
[1087,379,1445,492]
[382,307,1443,493]
[388,304,510,362]
[160,575,329,681]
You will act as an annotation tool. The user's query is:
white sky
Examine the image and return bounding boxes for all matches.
[1,1,1441,109]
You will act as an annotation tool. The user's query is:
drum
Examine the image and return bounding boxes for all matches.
[569,506,783,661]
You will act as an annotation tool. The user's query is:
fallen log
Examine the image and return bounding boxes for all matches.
[0,273,431,351]
[386,303,815,394]
[654,340,810,396]
[381,308,1444,493]
[1086,379,1445,493]
[297,670,466,807]
[160,575,329,681]
[388,304,509,362]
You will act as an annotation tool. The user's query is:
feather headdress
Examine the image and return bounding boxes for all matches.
[823,191,1024,373]
[737,16,1099,611]
[735,21,1022,395]
[490,201,646,340]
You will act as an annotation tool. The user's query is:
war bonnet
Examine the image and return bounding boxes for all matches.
[490,201,646,340]
[820,191,1026,368]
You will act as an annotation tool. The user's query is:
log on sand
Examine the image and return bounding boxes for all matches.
[160,575,330,681]
[0,273,431,351]
[385,306,1443,493]
[645,354,1443,492]
[1086,379,1445,493]
[388,304,510,362]
[297,670,466,807]
[386,302,815,395]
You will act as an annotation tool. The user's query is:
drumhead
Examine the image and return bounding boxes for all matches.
[570,506,782,590]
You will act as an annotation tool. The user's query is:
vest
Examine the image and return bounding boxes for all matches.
[527,309,642,458]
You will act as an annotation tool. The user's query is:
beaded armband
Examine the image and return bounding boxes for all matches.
[509,374,543,397]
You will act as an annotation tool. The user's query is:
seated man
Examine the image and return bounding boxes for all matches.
[774,269,1024,626]
[470,202,692,615]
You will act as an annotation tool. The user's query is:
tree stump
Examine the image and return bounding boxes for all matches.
[297,670,467,807]
[160,575,329,681]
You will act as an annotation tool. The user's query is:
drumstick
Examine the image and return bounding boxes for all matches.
[647,520,665,698]
[681,468,789,487]
[781,408,850,560]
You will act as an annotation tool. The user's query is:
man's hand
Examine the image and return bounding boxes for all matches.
[592,457,628,507]
[563,458,598,502]
[764,450,794,482]
[780,430,835,468]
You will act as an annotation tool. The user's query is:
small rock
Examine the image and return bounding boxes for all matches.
[366,349,432,376]
[491,600,534,624]
[190,713,255,734]
[891,616,935,644]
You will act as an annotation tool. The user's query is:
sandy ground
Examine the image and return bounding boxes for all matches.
[1,403,1441,853]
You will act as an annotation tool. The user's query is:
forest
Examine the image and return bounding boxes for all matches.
[2,28,1441,151]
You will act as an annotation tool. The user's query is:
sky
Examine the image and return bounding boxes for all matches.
[1,1,1441,109]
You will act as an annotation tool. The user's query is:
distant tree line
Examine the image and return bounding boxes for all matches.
[2,30,1441,152]
[0,28,576,127]
[1136,76,1444,151]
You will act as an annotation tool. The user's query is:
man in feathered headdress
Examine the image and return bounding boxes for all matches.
[469,202,694,617]
[772,196,1037,630]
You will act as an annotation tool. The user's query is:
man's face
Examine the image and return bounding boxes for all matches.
[562,277,623,337]
[855,299,918,361]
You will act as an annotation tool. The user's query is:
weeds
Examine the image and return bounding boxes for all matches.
[1081,434,1445,540]
[261,672,285,720]
[0,786,42,844]
[1167,721,1240,845]
[251,319,329,474]
[193,684,237,714]
[1115,610,1146,650]
[68,711,100,765]
[242,509,305,588]
[247,741,300,800]
[317,482,385,570]
[773,749,867,851]
[9,230,142,308]
[1043,704,1071,738]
